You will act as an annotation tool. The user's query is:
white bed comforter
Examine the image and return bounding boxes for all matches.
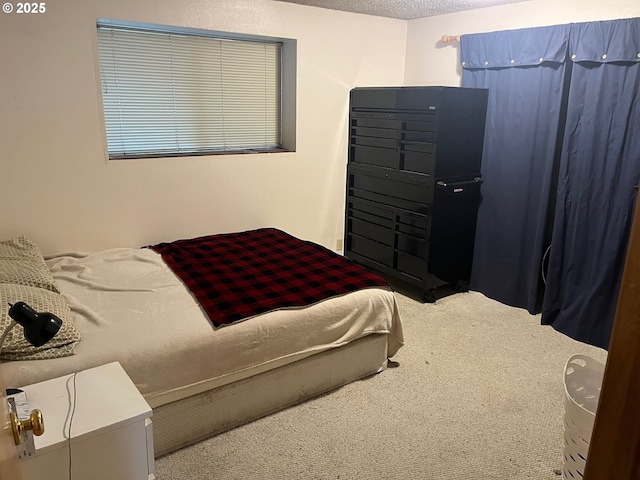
[2,248,404,407]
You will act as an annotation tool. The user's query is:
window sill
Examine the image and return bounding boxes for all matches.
[109,147,294,161]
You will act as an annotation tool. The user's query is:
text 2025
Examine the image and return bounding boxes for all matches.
[16,2,46,13]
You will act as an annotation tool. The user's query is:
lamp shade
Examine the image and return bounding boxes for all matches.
[8,302,62,347]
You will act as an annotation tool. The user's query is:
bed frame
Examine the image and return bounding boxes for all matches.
[153,334,388,456]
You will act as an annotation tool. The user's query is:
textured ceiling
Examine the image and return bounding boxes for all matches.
[273,0,530,20]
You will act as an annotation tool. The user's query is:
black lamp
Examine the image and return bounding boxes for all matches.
[0,301,63,353]
[1,301,59,444]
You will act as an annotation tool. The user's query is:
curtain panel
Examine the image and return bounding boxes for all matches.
[541,18,640,349]
[460,18,640,349]
[460,25,569,314]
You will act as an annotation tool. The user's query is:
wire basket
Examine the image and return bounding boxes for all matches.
[562,354,605,479]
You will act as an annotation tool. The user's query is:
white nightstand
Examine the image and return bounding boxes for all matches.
[18,362,155,480]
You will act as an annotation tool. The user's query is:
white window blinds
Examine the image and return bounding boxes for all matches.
[97,24,282,158]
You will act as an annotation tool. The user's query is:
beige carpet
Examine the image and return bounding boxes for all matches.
[155,290,607,479]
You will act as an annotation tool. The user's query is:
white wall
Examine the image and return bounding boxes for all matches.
[0,0,407,253]
[4,0,638,254]
[404,0,640,86]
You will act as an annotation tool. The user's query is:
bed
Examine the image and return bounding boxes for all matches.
[0,228,404,456]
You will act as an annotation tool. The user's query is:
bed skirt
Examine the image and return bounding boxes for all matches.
[153,333,389,456]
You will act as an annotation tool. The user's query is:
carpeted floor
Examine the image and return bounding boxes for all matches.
[154,290,607,479]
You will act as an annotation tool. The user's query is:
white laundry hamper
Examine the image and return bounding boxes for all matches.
[562,354,605,479]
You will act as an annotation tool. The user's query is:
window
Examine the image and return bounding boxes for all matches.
[96,21,293,159]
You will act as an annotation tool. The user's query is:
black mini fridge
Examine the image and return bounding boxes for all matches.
[344,86,488,302]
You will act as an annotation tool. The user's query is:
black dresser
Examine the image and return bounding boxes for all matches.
[344,86,488,302]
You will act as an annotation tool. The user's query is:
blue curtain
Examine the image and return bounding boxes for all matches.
[541,19,640,349]
[460,26,569,313]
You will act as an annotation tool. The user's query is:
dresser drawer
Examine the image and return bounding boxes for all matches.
[348,164,433,206]
[398,209,430,229]
[351,146,436,175]
[348,217,393,246]
[396,251,428,280]
[403,118,437,133]
[401,150,436,175]
[353,117,399,129]
[351,174,429,203]
[348,206,393,228]
[351,144,398,169]
[396,232,428,257]
[352,126,398,139]
[348,197,395,221]
[347,234,393,267]
[350,87,442,111]
[352,135,397,149]
[403,131,437,143]
[401,140,435,154]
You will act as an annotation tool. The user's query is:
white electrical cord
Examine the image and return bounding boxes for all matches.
[64,372,79,480]
[0,320,18,357]
[542,244,552,285]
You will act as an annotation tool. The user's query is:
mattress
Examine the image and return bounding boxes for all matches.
[2,247,404,408]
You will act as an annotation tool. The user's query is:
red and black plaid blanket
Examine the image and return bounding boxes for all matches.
[149,228,389,327]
